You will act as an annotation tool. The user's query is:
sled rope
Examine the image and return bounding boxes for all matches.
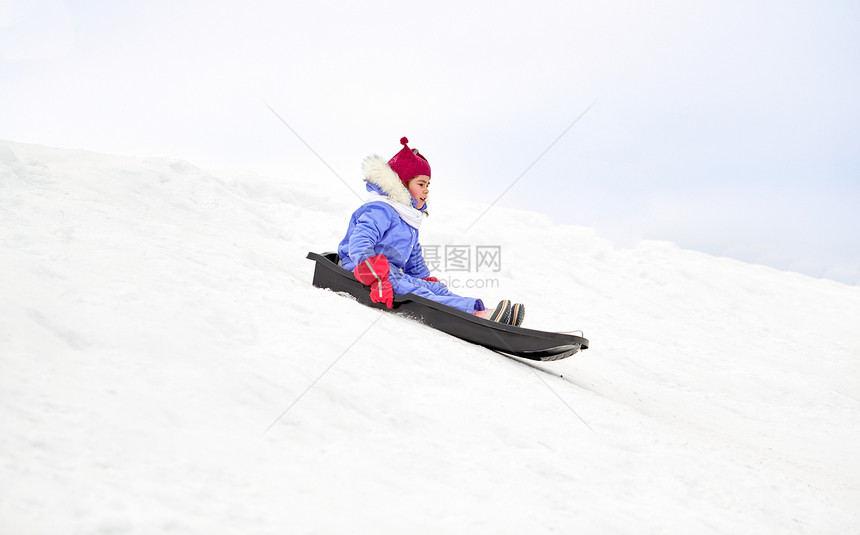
[558,330,584,337]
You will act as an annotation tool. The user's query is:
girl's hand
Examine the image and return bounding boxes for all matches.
[353,254,394,309]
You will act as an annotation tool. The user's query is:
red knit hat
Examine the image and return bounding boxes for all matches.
[387,137,431,186]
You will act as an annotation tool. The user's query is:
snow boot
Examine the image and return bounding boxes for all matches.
[475,299,512,323]
[509,303,525,327]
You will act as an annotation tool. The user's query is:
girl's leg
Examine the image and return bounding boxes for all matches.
[391,274,480,314]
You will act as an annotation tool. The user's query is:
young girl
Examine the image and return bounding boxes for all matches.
[337,137,524,326]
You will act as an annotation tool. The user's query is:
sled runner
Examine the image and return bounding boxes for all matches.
[307,252,589,361]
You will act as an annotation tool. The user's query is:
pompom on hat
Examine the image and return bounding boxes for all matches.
[387,137,431,186]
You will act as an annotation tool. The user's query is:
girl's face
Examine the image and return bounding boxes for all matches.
[408,175,430,209]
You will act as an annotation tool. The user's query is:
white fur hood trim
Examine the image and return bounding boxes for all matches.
[362,155,414,207]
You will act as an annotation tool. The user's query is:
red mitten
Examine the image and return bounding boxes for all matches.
[369,279,394,309]
[353,255,394,309]
[423,276,440,283]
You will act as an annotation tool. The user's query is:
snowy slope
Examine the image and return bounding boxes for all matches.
[1,139,859,534]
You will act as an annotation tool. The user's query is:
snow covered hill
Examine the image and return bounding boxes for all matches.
[2,139,859,534]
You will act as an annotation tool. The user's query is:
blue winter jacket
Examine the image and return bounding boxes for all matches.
[338,182,431,278]
[337,155,481,314]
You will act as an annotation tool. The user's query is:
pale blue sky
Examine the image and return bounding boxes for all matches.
[2,0,858,283]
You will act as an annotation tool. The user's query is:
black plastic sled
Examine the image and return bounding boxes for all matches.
[307,252,589,361]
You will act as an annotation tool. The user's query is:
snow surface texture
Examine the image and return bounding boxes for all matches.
[1,139,859,534]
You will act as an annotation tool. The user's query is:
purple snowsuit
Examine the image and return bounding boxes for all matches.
[337,156,482,314]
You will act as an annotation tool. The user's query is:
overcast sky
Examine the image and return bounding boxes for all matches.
[2,0,858,284]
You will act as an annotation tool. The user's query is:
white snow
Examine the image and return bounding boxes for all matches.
[1,139,859,534]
